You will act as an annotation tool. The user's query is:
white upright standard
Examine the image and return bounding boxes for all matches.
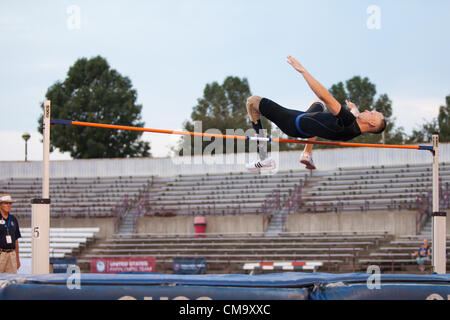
[31,100,51,274]
[431,134,447,274]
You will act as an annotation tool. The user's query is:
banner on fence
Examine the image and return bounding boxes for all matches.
[50,258,78,273]
[91,256,156,273]
[173,257,206,274]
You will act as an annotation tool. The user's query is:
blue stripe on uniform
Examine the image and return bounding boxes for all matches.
[295,114,314,138]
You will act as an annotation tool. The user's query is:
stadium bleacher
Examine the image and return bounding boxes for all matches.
[0,176,153,218]
[359,233,450,272]
[76,231,389,273]
[297,163,450,213]
[18,227,99,259]
[140,170,308,216]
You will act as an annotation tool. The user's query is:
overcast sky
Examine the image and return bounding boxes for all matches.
[1,0,449,161]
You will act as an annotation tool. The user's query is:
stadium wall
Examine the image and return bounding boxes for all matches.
[287,210,419,235]
[0,143,448,179]
[136,215,264,234]
[134,210,450,236]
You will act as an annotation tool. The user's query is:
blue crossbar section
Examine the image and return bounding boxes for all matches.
[50,118,72,125]
[0,273,448,300]
[418,145,434,151]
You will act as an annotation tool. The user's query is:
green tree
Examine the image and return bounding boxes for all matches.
[38,56,150,159]
[407,94,450,143]
[406,119,438,144]
[329,82,347,106]
[343,76,377,111]
[178,76,272,155]
[437,95,450,141]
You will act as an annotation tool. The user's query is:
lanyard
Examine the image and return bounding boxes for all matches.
[2,216,10,234]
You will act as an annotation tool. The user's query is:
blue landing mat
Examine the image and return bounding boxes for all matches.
[0,272,449,300]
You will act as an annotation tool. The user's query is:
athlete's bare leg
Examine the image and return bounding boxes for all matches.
[300,137,317,170]
[246,95,263,123]
[246,95,268,160]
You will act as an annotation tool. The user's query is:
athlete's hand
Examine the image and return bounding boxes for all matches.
[287,56,306,73]
[346,99,360,116]
[345,99,357,109]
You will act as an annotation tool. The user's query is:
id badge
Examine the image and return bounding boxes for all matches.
[5,235,12,244]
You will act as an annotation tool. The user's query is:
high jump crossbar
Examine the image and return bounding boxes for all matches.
[50,118,434,151]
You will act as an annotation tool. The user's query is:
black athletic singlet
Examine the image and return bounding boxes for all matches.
[259,98,361,141]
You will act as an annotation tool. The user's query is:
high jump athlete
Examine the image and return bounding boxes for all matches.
[246,56,386,171]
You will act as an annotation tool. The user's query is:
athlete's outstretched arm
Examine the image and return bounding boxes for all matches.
[287,56,341,115]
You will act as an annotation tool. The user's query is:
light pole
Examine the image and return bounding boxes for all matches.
[22,132,31,161]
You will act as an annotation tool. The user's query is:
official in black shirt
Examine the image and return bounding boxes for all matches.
[0,194,21,273]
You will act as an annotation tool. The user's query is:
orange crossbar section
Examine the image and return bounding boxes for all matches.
[51,119,432,151]
[71,120,248,141]
[275,137,421,150]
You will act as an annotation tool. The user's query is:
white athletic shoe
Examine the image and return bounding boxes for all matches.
[246,157,276,172]
[300,152,316,170]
